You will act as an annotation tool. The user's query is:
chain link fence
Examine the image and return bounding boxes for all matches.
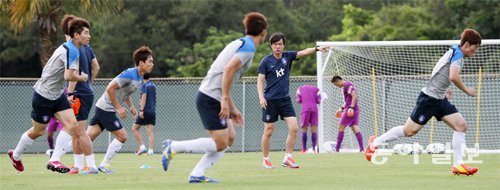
[0,77,318,154]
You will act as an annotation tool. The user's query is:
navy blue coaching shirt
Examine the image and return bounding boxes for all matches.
[258,51,298,100]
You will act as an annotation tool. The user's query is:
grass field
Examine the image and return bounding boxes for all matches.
[1,152,499,190]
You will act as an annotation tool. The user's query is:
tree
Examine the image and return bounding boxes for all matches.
[2,0,123,67]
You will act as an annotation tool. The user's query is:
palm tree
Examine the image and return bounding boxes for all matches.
[2,0,123,67]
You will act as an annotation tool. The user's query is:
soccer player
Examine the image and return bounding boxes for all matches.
[365,29,481,176]
[331,76,364,152]
[258,32,327,169]
[132,73,157,156]
[48,14,100,175]
[7,18,90,173]
[161,12,268,183]
[295,85,321,153]
[85,46,154,173]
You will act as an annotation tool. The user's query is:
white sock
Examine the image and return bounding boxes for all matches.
[139,144,146,150]
[171,138,217,153]
[190,148,227,177]
[66,140,73,153]
[283,153,292,162]
[85,154,97,169]
[74,154,84,169]
[49,131,72,161]
[263,157,270,160]
[373,126,405,147]
[453,131,466,166]
[13,132,35,160]
[100,138,123,167]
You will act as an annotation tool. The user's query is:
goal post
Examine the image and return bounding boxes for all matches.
[317,40,500,153]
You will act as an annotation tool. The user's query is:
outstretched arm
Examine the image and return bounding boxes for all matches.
[297,46,328,59]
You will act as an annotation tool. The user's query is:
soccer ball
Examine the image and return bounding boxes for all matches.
[323,141,337,153]
[410,143,423,154]
[425,143,445,154]
[393,144,405,154]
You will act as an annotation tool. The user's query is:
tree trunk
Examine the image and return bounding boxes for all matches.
[39,0,62,67]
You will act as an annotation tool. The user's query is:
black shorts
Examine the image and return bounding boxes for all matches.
[135,111,156,125]
[89,107,123,132]
[75,94,94,121]
[410,92,459,125]
[196,92,227,130]
[262,97,296,123]
[31,92,71,124]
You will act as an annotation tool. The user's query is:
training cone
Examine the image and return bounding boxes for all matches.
[139,164,151,169]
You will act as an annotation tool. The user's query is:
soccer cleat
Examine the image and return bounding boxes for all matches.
[67,167,80,174]
[452,164,478,176]
[162,139,176,171]
[46,161,70,173]
[98,165,113,174]
[262,159,275,169]
[147,149,154,156]
[79,167,99,174]
[281,157,299,168]
[188,175,219,183]
[365,136,377,162]
[137,147,147,156]
[8,150,24,172]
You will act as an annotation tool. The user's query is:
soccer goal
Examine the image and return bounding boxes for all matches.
[316,40,500,153]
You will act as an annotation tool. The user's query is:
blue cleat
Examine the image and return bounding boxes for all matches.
[162,140,175,171]
[188,175,219,183]
[79,167,99,174]
[97,165,113,174]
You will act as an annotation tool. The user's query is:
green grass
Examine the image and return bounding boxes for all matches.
[1,152,499,190]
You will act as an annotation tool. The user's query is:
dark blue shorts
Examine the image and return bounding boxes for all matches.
[410,92,459,125]
[262,97,296,123]
[135,111,156,125]
[31,92,71,124]
[196,92,227,130]
[75,94,94,121]
[89,107,123,132]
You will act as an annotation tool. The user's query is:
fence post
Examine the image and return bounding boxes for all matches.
[242,81,246,153]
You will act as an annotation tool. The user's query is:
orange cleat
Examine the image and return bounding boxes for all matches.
[452,164,478,176]
[365,136,377,162]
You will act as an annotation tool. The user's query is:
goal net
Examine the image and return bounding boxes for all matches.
[316,40,500,153]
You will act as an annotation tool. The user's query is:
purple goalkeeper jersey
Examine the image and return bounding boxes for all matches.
[296,85,320,112]
[343,81,358,109]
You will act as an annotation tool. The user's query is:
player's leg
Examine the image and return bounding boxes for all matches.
[72,95,97,174]
[46,118,58,151]
[283,116,299,168]
[261,122,276,168]
[162,92,221,172]
[301,126,308,153]
[9,120,48,172]
[310,125,317,153]
[189,122,233,183]
[300,111,310,153]
[351,125,364,152]
[439,99,477,175]
[132,123,146,155]
[336,125,347,152]
[99,128,127,171]
[49,108,78,173]
[146,124,155,155]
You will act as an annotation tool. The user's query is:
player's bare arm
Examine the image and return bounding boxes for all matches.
[450,66,476,97]
[296,46,328,59]
[220,56,243,119]
[257,74,267,109]
[91,58,100,82]
[106,81,126,118]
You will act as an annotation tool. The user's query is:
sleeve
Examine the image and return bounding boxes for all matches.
[296,88,302,103]
[66,48,79,70]
[234,40,254,68]
[347,84,355,95]
[113,70,131,87]
[257,58,267,75]
[141,83,147,94]
[449,50,464,69]
[290,51,298,60]
[88,45,96,60]
[316,90,321,104]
